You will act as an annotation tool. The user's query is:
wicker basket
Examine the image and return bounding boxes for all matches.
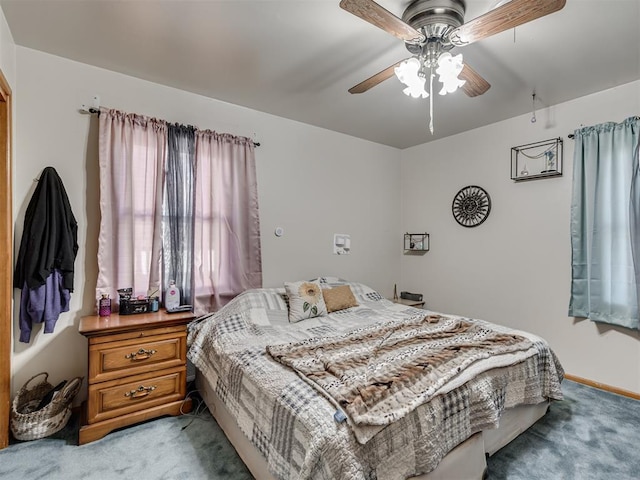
[10,372,83,441]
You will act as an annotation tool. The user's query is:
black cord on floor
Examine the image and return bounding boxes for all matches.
[180,385,210,431]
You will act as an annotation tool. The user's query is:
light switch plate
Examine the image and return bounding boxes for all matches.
[333,233,351,255]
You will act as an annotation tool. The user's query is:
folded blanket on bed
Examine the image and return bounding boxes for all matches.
[267,314,533,428]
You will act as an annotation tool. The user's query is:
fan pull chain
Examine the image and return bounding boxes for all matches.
[429,69,434,134]
[531,92,537,123]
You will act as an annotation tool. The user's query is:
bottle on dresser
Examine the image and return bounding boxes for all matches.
[165,280,180,311]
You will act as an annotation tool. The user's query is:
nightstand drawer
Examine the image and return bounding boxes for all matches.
[89,325,186,345]
[87,367,186,424]
[89,331,186,383]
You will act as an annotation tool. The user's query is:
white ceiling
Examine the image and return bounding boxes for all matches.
[1,0,639,148]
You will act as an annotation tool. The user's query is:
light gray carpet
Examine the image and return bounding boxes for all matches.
[0,380,638,479]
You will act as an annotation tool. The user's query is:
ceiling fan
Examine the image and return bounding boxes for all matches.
[340,0,566,132]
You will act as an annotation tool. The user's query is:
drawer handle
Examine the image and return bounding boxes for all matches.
[124,385,157,399]
[125,348,157,361]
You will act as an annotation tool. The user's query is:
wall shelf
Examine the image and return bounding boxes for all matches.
[404,233,429,253]
[511,137,563,182]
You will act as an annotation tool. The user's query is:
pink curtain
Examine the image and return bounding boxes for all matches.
[96,108,167,305]
[194,131,262,314]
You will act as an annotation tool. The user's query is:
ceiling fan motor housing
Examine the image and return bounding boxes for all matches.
[402,0,466,44]
[402,0,466,64]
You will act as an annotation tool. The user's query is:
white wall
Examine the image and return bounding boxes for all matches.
[400,80,640,394]
[11,43,640,399]
[11,46,401,397]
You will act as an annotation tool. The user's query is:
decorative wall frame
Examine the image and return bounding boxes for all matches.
[511,137,563,181]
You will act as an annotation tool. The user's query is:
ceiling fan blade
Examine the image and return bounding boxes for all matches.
[448,0,566,47]
[459,64,491,97]
[340,0,424,44]
[348,60,405,94]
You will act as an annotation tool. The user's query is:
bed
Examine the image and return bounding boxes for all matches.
[187,279,564,479]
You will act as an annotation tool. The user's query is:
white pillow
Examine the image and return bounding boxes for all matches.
[284,280,328,323]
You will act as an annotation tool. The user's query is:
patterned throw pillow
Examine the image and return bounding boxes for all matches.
[284,280,328,323]
[322,285,359,313]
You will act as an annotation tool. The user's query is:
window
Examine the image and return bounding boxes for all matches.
[97,109,262,316]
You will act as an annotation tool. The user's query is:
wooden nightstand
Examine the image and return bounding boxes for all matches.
[78,310,195,445]
[391,297,425,309]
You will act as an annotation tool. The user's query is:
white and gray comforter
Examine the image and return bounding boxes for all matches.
[187,281,564,480]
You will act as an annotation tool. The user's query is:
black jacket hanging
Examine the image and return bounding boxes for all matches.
[14,166,78,291]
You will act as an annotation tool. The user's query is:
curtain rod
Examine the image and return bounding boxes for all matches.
[567,116,640,140]
[82,107,261,147]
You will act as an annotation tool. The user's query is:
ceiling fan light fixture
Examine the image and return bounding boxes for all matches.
[435,52,466,95]
[394,57,429,98]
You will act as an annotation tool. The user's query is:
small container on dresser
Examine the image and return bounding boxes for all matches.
[78,310,195,445]
[98,294,111,317]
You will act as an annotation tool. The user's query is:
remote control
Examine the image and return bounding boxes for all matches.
[166,305,193,313]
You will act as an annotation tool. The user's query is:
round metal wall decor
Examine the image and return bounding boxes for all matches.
[452,185,491,227]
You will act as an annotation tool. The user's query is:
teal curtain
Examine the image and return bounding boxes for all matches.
[569,116,640,329]
[569,117,640,329]
[629,119,640,328]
